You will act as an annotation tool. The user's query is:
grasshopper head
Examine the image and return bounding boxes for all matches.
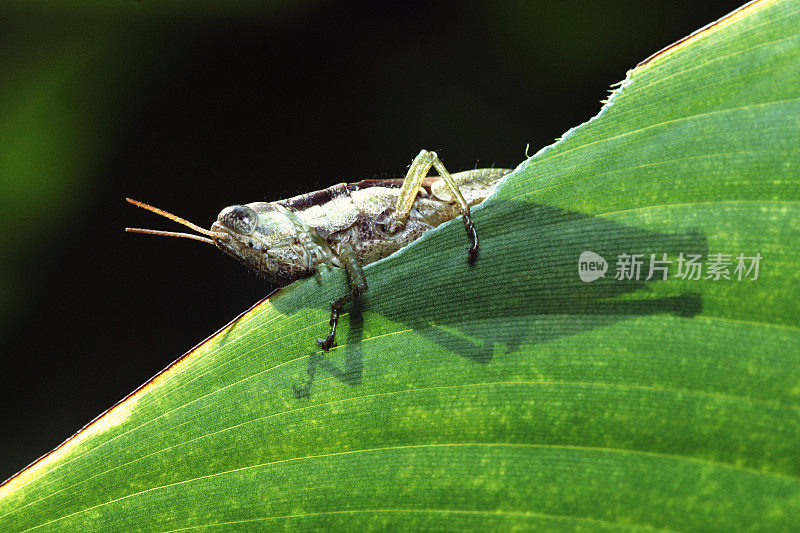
[210,202,318,284]
[126,198,323,285]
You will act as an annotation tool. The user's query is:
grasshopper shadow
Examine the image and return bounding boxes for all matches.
[280,200,707,397]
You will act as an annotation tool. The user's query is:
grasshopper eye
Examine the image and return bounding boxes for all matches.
[218,205,257,235]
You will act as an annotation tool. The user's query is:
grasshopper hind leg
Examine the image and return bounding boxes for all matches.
[388,149,480,262]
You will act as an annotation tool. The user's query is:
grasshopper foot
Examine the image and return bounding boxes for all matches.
[463,214,479,263]
[316,334,336,351]
[316,307,340,351]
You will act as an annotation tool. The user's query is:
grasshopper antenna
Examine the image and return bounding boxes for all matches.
[125,197,223,245]
[125,227,215,245]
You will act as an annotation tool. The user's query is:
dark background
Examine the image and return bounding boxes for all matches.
[0,0,744,481]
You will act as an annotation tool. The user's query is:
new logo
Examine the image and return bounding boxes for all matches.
[578,251,608,282]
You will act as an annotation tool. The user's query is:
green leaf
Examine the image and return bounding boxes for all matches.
[2,0,799,530]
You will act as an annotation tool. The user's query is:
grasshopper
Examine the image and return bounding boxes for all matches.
[127,149,511,351]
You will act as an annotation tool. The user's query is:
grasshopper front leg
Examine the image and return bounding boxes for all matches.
[386,149,479,262]
[317,241,367,351]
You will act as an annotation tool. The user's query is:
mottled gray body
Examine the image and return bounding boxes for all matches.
[280,167,509,267]
[208,167,509,285]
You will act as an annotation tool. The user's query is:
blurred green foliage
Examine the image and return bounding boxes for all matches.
[0,2,304,330]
